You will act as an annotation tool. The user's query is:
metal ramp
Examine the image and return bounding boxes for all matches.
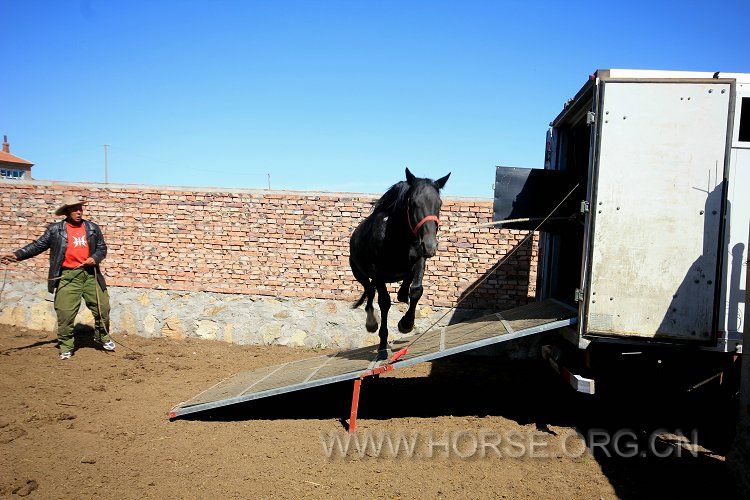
[169,298,577,419]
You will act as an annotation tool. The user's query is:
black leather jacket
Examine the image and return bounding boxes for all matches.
[14,220,108,293]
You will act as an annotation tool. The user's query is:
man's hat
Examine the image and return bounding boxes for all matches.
[55,196,86,216]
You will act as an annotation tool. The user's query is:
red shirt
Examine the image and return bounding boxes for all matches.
[62,223,89,269]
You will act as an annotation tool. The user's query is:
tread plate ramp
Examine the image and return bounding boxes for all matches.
[169,299,577,418]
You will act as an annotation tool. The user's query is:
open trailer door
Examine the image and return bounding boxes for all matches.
[584,79,732,342]
[493,166,579,231]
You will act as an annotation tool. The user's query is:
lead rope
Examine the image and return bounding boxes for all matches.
[92,266,141,356]
[393,182,581,356]
[445,216,574,233]
[349,183,581,433]
[1,261,141,356]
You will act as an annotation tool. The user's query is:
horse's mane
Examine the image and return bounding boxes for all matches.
[371,181,411,215]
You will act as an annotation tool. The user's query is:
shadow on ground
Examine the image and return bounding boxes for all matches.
[180,350,739,498]
[0,324,112,356]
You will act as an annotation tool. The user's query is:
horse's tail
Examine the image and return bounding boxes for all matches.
[352,290,367,309]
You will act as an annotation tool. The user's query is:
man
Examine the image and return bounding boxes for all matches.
[1,196,115,360]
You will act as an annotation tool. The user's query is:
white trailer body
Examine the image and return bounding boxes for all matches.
[493,69,750,353]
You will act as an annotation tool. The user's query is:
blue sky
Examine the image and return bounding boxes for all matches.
[3,0,749,198]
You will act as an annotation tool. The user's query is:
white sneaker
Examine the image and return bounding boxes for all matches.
[60,351,72,360]
[102,341,116,351]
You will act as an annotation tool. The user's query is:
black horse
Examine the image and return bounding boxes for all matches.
[350,168,450,357]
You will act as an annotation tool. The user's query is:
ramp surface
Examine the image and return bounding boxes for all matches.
[169,299,577,418]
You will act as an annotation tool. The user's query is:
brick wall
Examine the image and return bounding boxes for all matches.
[0,181,537,309]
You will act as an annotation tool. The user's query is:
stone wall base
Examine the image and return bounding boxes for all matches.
[1,280,537,357]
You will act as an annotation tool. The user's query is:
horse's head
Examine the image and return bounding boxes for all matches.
[405,167,450,258]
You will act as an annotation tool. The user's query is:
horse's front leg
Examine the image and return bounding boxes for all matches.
[397,268,415,303]
[375,281,391,359]
[398,258,425,333]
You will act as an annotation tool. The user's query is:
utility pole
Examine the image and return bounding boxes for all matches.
[267,173,271,190]
[103,144,110,183]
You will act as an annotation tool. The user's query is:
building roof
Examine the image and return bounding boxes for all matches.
[0,150,33,166]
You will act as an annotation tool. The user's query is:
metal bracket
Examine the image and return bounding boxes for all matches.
[541,345,595,394]
[574,288,585,302]
[586,111,596,125]
[580,200,590,214]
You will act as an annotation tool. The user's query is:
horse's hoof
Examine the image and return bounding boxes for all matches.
[398,318,414,334]
[366,320,378,333]
[377,341,388,361]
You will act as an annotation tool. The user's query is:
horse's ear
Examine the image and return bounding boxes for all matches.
[434,172,451,189]
[405,167,416,185]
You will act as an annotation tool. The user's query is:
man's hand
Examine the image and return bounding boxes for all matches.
[1,253,17,264]
[76,257,96,268]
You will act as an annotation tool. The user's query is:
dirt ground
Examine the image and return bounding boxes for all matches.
[0,324,740,499]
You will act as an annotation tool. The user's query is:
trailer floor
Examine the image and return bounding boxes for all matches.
[0,325,737,499]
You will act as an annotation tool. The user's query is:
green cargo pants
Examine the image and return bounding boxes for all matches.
[54,268,111,353]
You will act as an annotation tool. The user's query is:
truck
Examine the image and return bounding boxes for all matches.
[493,69,749,393]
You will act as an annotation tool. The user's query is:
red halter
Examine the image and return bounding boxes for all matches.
[407,207,440,237]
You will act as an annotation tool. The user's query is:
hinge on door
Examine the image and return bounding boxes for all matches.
[586,111,596,125]
[580,201,590,214]
[574,288,585,302]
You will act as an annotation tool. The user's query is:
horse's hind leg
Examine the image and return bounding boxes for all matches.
[352,263,378,332]
[364,284,377,333]
[375,281,391,359]
[398,258,425,334]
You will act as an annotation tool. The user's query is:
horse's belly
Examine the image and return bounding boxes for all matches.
[382,272,407,283]
[376,261,411,283]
